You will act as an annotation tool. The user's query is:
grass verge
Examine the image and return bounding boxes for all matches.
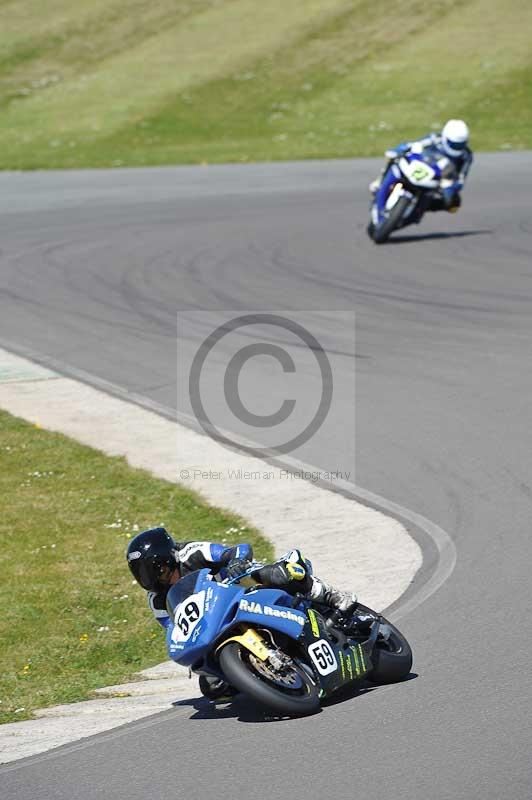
[0,409,273,725]
[0,0,531,169]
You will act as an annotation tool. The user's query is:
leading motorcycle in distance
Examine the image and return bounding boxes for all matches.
[368,151,461,244]
[166,565,412,717]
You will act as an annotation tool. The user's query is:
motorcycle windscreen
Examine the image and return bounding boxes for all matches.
[166,569,206,616]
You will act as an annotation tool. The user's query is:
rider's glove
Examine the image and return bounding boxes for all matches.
[226,557,253,580]
[386,143,410,160]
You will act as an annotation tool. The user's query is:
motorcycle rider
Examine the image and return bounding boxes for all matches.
[369,119,473,213]
[127,527,357,700]
[127,527,357,628]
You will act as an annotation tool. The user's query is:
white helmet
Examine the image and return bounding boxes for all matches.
[441,119,469,157]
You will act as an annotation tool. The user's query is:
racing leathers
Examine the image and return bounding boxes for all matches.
[370,131,473,212]
[147,541,356,630]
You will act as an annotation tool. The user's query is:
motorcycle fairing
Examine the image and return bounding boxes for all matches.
[373,151,445,225]
[166,570,306,668]
[300,608,374,697]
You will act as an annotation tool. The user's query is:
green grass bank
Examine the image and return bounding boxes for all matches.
[0,410,273,725]
[0,0,531,169]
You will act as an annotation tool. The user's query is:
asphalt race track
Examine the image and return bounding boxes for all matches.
[1,153,532,799]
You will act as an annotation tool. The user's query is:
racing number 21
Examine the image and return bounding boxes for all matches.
[308,639,338,676]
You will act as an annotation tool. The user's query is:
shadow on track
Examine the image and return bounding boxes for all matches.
[172,693,303,723]
[321,672,418,708]
[171,673,418,722]
[388,229,491,244]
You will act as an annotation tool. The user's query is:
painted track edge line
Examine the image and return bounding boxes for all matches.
[0,707,185,774]
[0,336,456,623]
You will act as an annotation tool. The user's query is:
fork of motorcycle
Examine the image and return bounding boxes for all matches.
[216,626,270,661]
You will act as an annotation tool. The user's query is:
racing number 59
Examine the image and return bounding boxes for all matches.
[308,639,338,676]
[177,601,200,636]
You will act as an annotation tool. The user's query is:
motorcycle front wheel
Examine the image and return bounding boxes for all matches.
[367,616,413,684]
[371,195,411,244]
[218,642,320,717]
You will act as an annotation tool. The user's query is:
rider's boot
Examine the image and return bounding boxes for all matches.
[309,576,357,614]
[199,675,237,703]
[251,558,357,615]
[428,188,462,214]
[447,192,461,213]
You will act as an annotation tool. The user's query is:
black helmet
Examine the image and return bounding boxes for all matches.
[126,527,178,592]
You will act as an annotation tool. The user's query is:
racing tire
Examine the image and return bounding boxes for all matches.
[218,642,320,717]
[372,195,411,244]
[367,617,413,684]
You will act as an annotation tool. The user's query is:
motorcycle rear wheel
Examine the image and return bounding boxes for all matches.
[219,642,320,717]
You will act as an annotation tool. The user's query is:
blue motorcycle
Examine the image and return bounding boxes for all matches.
[368,148,461,244]
[166,566,412,717]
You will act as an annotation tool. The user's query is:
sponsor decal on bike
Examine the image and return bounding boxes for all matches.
[345,651,353,680]
[352,645,361,677]
[192,625,203,643]
[339,644,366,678]
[205,586,215,611]
[307,608,320,637]
[238,598,305,625]
[356,643,366,674]
[338,650,346,679]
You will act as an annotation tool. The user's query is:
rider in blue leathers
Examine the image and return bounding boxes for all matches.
[127,528,356,630]
[127,527,357,698]
[370,119,473,214]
